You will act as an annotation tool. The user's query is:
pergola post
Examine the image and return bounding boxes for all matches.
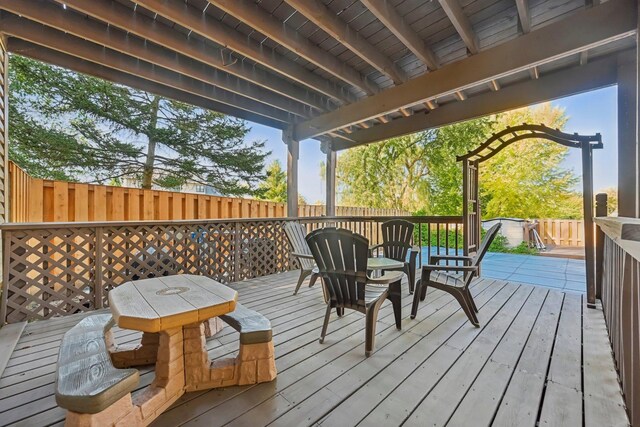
[617,49,639,217]
[283,130,299,218]
[324,144,336,217]
[581,142,596,307]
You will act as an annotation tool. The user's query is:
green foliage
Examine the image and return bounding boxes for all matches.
[337,134,430,211]
[9,55,268,194]
[256,160,287,203]
[337,103,583,220]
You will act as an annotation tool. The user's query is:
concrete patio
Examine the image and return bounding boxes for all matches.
[482,253,586,293]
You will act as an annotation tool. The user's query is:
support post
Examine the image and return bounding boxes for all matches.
[0,35,9,290]
[617,50,639,217]
[582,143,596,307]
[462,159,469,256]
[325,148,336,217]
[284,130,299,218]
[594,193,607,300]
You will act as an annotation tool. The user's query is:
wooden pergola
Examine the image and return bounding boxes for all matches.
[0,0,638,224]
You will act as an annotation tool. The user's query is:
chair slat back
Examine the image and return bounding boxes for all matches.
[381,219,414,262]
[306,227,369,308]
[284,222,315,269]
[472,223,502,267]
[460,223,502,287]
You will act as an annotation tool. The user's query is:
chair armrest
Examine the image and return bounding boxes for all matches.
[422,264,478,273]
[291,252,315,260]
[410,246,420,254]
[430,255,473,265]
[369,243,383,251]
[366,271,404,285]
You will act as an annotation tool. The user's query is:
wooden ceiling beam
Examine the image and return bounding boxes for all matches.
[131,0,353,104]
[8,39,287,129]
[283,0,408,84]
[438,0,480,54]
[360,0,439,70]
[207,0,380,95]
[333,54,618,149]
[516,0,532,34]
[1,16,294,124]
[51,0,331,111]
[294,0,636,140]
[0,0,314,118]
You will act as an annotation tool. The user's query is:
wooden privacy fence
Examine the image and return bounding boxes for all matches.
[594,216,640,427]
[536,218,584,247]
[0,215,462,324]
[8,162,406,222]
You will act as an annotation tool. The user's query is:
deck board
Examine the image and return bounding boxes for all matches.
[0,270,628,427]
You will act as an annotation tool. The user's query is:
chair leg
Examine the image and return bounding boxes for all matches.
[389,280,402,330]
[309,272,320,288]
[336,307,344,317]
[294,270,311,295]
[465,288,479,313]
[364,298,385,357]
[319,305,332,343]
[411,279,426,319]
[450,289,479,327]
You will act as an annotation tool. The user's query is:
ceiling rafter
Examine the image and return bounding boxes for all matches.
[360,0,439,71]
[334,55,618,149]
[516,0,532,34]
[129,0,354,104]
[0,0,314,119]
[8,39,289,129]
[438,0,480,55]
[293,0,636,140]
[51,0,330,112]
[207,0,381,95]
[284,0,408,84]
[1,16,295,124]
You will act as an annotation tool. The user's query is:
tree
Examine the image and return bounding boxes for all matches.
[256,160,287,203]
[336,134,431,211]
[9,55,268,194]
[336,103,583,219]
[480,103,578,218]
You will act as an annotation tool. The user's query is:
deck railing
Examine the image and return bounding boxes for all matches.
[595,215,640,426]
[0,215,463,324]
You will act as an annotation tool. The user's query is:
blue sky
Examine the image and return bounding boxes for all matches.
[247,85,618,203]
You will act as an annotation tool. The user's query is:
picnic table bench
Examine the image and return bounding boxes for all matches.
[54,274,276,427]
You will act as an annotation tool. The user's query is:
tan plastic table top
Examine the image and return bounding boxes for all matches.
[367,256,404,271]
[109,274,237,333]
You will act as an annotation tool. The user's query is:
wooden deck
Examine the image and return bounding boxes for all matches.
[0,271,628,427]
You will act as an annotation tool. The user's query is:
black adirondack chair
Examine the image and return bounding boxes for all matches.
[411,223,502,326]
[306,227,403,357]
[369,219,419,294]
[284,222,320,295]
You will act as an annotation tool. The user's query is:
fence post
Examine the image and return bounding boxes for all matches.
[594,193,607,301]
[233,222,240,282]
[0,230,9,325]
[94,226,104,309]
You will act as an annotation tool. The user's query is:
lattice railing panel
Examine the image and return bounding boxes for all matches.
[0,216,463,323]
[237,220,291,280]
[2,227,97,322]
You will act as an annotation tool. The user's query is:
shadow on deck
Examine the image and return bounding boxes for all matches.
[0,271,627,427]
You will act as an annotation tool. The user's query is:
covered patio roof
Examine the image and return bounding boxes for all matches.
[0,0,635,148]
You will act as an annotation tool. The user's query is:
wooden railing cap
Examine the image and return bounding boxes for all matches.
[595,216,640,261]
